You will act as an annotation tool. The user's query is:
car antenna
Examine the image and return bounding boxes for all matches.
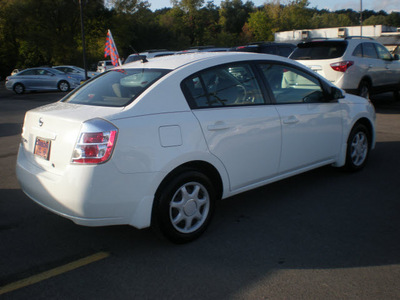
[129,45,148,63]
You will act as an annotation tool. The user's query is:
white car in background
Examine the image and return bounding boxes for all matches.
[16,52,375,243]
[290,37,400,100]
[53,65,99,81]
[96,60,114,73]
[123,50,176,64]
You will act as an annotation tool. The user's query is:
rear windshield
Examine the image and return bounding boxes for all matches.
[62,68,170,107]
[290,41,347,60]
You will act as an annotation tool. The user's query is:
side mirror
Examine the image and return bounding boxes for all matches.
[331,86,344,100]
[393,54,400,61]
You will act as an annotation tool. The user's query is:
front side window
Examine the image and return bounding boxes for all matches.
[375,43,392,60]
[259,64,325,104]
[182,63,265,108]
[62,68,170,107]
[37,69,52,76]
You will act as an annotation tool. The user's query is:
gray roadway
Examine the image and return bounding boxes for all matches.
[0,85,399,299]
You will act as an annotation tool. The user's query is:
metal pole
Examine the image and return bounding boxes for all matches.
[79,0,88,80]
[360,0,363,37]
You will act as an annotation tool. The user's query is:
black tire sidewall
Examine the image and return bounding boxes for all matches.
[358,81,370,99]
[58,80,69,92]
[152,170,216,244]
[13,83,24,94]
[345,123,370,171]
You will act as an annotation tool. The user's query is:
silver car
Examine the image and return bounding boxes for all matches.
[53,65,99,81]
[5,67,80,94]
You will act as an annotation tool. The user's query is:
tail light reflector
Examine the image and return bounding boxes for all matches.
[330,61,354,72]
[72,119,118,164]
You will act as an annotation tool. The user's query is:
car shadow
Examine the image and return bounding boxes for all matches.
[1,141,399,298]
[0,123,22,137]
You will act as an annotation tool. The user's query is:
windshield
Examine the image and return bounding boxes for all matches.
[62,68,170,107]
[290,41,347,60]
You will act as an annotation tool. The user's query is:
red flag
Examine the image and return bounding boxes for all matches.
[104,30,120,67]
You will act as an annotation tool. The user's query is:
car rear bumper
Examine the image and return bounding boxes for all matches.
[16,144,156,229]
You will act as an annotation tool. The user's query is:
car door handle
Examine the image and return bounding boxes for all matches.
[283,116,299,125]
[207,122,230,131]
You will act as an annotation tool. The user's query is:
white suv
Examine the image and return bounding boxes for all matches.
[96,60,114,73]
[290,38,400,99]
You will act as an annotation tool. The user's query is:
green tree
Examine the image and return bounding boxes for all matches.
[219,0,254,34]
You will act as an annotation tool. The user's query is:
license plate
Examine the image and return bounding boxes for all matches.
[34,138,51,160]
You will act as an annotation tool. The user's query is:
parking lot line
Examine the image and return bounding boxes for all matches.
[0,251,110,295]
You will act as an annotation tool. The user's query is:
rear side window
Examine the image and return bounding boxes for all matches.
[19,70,36,76]
[279,46,295,57]
[353,44,363,57]
[362,43,378,59]
[182,63,265,108]
[62,69,170,107]
[290,41,347,60]
[260,46,277,55]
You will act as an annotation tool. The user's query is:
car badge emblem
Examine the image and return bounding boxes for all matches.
[39,117,44,127]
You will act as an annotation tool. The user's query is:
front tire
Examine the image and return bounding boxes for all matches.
[152,170,216,243]
[344,123,370,171]
[58,80,70,92]
[13,83,25,94]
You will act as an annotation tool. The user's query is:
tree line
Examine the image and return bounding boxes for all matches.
[1,0,399,79]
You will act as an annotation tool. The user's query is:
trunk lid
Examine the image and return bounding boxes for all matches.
[295,58,344,85]
[20,102,123,174]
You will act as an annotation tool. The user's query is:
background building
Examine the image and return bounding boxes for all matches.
[275,25,400,53]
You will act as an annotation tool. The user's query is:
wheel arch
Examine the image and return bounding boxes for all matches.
[12,82,25,94]
[354,117,375,148]
[358,76,372,88]
[334,116,375,168]
[13,82,25,89]
[154,160,224,202]
[57,80,70,91]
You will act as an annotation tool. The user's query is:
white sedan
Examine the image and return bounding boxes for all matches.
[53,65,99,81]
[16,52,375,243]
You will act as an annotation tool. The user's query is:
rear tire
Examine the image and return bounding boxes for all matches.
[152,170,216,244]
[344,123,370,171]
[394,90,400,101]
[358,80,371,100]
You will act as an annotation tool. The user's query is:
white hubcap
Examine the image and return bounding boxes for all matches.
[169,182,210,234]
[351,132,368,166]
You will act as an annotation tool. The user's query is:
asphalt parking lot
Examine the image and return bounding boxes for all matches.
[0,84,400,299]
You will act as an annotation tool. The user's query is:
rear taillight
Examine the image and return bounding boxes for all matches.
[72,119,118,164]
[330,61,354,72]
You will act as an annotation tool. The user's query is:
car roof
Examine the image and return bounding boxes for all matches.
[23,67,54,71]
[115,51,289,71]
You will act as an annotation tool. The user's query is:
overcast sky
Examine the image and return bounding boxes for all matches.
[147,0,399,13]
